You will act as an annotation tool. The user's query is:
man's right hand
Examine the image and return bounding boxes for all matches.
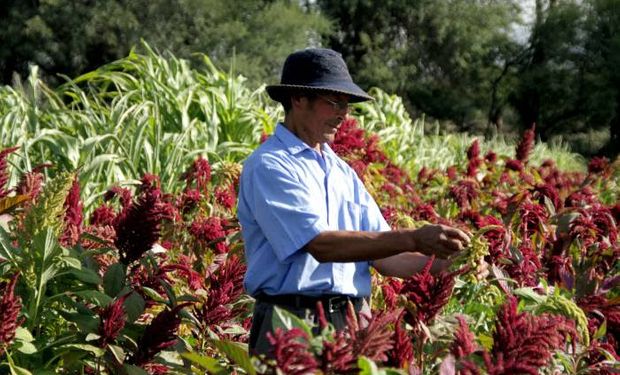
[411,224,471,259]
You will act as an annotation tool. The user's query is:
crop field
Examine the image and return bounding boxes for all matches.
[0,49,618,374]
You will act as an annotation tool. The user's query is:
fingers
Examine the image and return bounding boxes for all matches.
[446,227,471,246]
[414,224,471,259]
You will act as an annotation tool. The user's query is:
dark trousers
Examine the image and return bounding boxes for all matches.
[248,293,365,356]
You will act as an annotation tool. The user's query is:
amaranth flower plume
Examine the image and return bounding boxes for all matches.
[267,327,319,375]
[516,124,536,164]
[464,295,577,374]
[129,303,191,366]
[114,175,172,265]
[400,257,466,330]
[0,273,23,357]
[98,293,130,347]
[451,315,477,359]
[60,177,83,247]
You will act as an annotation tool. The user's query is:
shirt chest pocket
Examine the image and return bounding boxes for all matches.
[339,200,369,231]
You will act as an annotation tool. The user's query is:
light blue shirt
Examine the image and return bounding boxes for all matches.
[238,123,390,297]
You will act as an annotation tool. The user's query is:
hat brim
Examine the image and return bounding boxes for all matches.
[265,83,374,104]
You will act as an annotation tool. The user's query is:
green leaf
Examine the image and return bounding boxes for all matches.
[85,333,101,342]
[60,256,81,269]
[59,311,99,333]
[59,344,105,357]
[123,291,146,323]
[103,263,126,297]
[109,344,126,363]
[271,305,313,338]
[9,363,32,375]
[15,341,38,354]
[358,357,381,375]
[14,327,34,342]
[74,290,113,307]
[513,287,546,304]
[68,267,102,284]
[141,286,167,303]
[593,319,607,340]
[211,340,256,375]
[478,334,493,351]
[123,364,148,375]
[181,352,226,373]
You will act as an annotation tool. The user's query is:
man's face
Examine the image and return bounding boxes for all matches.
[296,92,350,148]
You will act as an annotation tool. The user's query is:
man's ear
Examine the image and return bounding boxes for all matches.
[290,94,305,109]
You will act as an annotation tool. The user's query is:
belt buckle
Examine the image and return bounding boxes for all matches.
[327,296,347,313]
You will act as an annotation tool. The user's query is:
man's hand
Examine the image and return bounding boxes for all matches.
[412,224,471,259]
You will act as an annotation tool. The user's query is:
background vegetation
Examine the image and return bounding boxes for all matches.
[1,0,618,158]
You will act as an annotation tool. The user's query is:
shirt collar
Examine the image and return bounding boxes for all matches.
[274,123,339,162]
[274,123,313,155]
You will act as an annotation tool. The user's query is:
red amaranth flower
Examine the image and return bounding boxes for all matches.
[182,156,211,193]
[517,198,550,239]
[165,255,203,290]
[588,156,609,175]
[467,139,480,160]
[485,151,497,164]
[267,328,319,375]
[114,176,171,265]
[104,186,133,210]
[530,183,561,211]
[129,303,190,366]
[349,159,368,179]
[505,159,523,172]
[0,273,23,356]
[189,216,228,254]
[503,245,542,287]
[98,294,130,347]
[400,257,466,331]
[317,302,398,373]
[446,166,458,180]
[381,278,403,310]
[451,315,476,359]
[332,117,366,156]
[449,179,479,209]
[565,186,600,208]
[215,184,236,210]
[485,295,576,373]
[0,272,22,357]
[386,312,414,368]
[194,255,246,330]
[411,203,440,222]
[142,363,171,375]
[15,169,45,201]
[516,124,536,163]
[466,157,482,178]
[60,178,83,247]
[578,295,620,343]
[0,147,19,198]
[90,204,117,227]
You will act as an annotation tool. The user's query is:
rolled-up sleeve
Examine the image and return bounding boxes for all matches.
[250,157,329,263]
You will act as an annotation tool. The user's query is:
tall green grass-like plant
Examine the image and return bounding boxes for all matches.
[354,88,585,174]
[0,43,279,211]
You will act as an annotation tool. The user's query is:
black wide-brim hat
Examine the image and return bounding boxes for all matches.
[266,48,374,104]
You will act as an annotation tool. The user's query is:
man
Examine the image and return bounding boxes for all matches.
[237,48,470,355]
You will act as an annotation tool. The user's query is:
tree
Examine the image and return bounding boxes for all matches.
[511,0,619,157]
[0,0,331,86]
[318,0,521,132]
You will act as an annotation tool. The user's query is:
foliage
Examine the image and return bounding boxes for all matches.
[0,0,331,86]
[0,47,617,373]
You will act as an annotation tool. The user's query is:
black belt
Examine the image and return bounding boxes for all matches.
[255,293,363,313]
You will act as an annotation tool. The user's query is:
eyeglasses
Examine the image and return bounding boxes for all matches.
[318,96,351,113]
